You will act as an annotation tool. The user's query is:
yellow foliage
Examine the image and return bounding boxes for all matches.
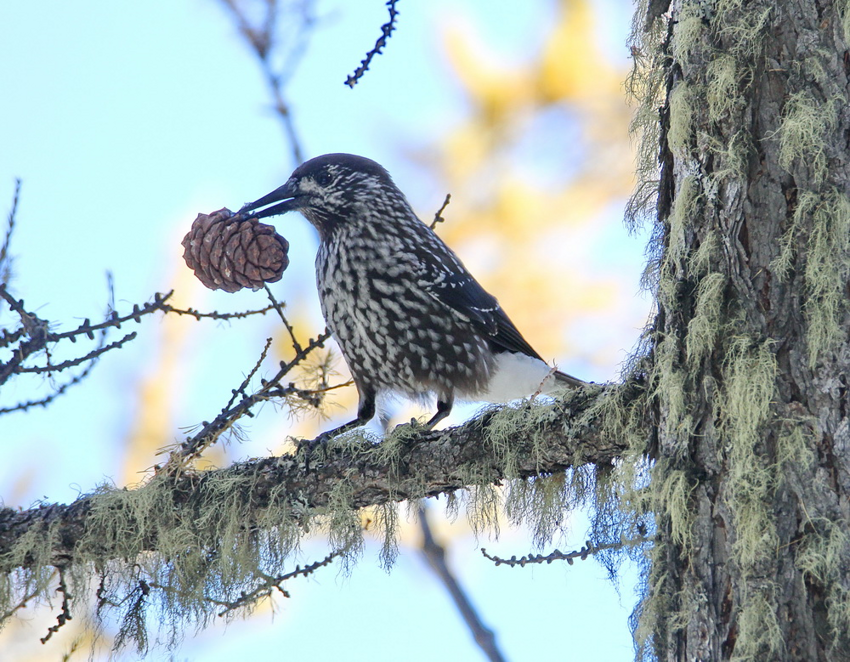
[437,0,635,370]
[538,0,622,102]
[120,265,208,484]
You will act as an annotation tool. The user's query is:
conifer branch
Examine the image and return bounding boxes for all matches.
[0,383,628,572]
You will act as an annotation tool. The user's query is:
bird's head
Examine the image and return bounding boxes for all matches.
[239,153,410,239]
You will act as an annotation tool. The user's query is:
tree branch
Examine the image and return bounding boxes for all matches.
[0,178,20,283]
[0,384,627,572]
[419,505,506,662]
[345,0,400,88]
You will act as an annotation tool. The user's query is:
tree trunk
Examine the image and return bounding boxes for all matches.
[631,0,850,658]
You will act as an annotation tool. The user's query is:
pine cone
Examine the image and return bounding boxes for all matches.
[181,209,289,292]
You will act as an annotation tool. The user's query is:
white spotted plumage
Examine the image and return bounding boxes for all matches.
[240,153,584,434]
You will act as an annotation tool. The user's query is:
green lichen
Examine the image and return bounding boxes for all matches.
[774,420,815,473]
[734,587,784,661]
[794,517,850,648]
[668,82,695,157]
[795,517,850,659]
[656,466,696,549]
[706,54,741,120]
[778,92,837,185]
[771,189,813,281]
[715,4,772,59]
[686,272,727,365]
[465,484,502,539]
[324,479,365,568]
[721,337,786,659]
[707,129,749,180]
[505,473,572,548]
[0,519,60,629]
[803,187,850,367]
[840,0,850,43]
[689,230,719,277]
[668,175,700,264]
[670,5,706,64]
[776,187,850,367]
[653,334,689,449]
[372,502,400,569]
[723,337,777,565]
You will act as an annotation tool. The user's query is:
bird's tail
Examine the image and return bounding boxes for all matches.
[553,369,586,388]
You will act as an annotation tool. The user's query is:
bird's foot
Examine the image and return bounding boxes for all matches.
[296,431,334,472]
[297,420,367,471]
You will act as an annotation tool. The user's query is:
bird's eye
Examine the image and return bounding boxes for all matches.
[315,170,332,187]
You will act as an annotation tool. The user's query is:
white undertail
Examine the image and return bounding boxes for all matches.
[463,352,565,403]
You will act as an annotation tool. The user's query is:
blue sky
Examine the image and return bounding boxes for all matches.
[0,1,646,660]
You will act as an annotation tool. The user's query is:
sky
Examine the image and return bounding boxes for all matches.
[0,0,648,660]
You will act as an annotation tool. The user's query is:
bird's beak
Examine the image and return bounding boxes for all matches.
[238,179,301,219]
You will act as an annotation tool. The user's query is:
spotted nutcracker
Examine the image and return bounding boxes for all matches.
[240,153,584,437]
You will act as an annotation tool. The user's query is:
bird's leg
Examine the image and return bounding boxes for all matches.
[298,389,377,469]
[425,396,454,429]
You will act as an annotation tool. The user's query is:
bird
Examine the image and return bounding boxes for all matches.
[239,153,584,438]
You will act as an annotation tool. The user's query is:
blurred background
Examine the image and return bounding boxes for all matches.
[0,0,651,659]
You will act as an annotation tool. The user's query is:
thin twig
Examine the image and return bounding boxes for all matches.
[164,328,334,470]
[0,288,175,344]
[225,337,274,411]
[419,505,507,662]
[480,536,650,568]
[157,302,277,321]
[429,193,451,230]
[0,286,277,413]
[0,178,21,282]
[217,0,315,165]
[0,572,52,622]
[264,284,301,353]
[40,567,72,643]
[345,0,400,88]
[0,344,101,414]
[15,332,137,374]
[208,549,343,616]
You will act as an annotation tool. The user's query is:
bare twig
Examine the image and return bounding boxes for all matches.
[208,549,343,616]
[419,505,507,662]
[225,337,274,411]
[40,567,72,643]
[264,284,301,353]
[15,331,137,375]
[0,573,51,622]
[345,0,400,88]
[156,301,277,321]
[0,178,20,282]
[164,328,334,470]
[0,360,99,414]
[480,536,650,568]
[429,193,451,230]
[218,0,316,165]
[0,288,176,346]
[1,280,139,410]
[1,285,277,413]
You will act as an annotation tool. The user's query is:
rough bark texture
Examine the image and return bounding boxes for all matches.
[634,0,850,659]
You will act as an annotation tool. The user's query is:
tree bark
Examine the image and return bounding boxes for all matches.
[0,387,621,569]
[633,0,850,659]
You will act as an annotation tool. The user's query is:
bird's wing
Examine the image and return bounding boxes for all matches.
[417,255,545,361]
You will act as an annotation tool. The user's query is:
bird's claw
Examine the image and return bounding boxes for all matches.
[296,432,332,472]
